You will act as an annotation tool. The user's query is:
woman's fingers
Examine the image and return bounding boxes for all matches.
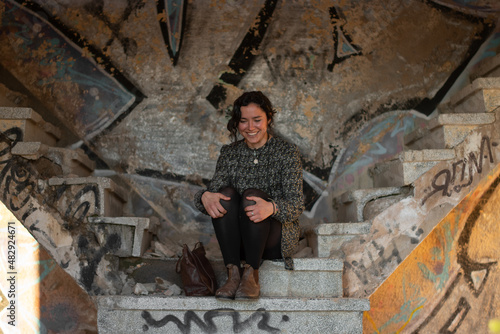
[245,196,273,222]
[202,192,231,219]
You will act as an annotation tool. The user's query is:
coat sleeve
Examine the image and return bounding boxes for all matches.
[272,144,304,225]
[193,145,232,215]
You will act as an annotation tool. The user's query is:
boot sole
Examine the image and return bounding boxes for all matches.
[215,295,235,300]
[234,295,259,300]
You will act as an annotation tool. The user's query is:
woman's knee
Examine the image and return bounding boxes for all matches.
[241,188,270,208]
[219,186,240,210]
[220,186,238,198]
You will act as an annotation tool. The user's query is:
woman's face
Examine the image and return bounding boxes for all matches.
[238,103,270,149]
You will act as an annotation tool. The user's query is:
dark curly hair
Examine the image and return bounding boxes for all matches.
[227,91,276,143]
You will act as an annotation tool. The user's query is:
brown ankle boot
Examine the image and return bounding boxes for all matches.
[215,264,241,300]
[235,264,260,300]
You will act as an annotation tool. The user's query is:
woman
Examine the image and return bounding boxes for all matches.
[194,91,304,300]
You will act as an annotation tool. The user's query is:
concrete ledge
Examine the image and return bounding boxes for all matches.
[122,257,344,298]
[401,149,455,162]
[49,177,127,217]
[12,142,95,176]
[87,217,151,257]
[338,187,406,222]
[405,113,496,150]
[470,53,500,80]
[96,295,369,334]
[0,107,61,145]
[260,258,343,298]
[97,295,370,312]
[431,113,496,126]
[371,159,445,187]
[449,77,500,113]
[315,222,371,235]
[308,222,371,258]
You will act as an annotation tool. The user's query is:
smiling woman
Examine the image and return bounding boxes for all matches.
[194,91,304,300]
[238,103,270,149]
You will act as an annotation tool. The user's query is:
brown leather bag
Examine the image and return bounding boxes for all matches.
[176,242,217,296]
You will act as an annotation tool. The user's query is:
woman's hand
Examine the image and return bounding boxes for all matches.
[245,196,274,223]
[201,191,231,219]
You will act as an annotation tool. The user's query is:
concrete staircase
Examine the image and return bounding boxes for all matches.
[0,107,370,333]
[320,54,500,301]
[96,258,369,333]
[0,106,157,295]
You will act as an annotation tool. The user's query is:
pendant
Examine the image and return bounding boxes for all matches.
[254,159,259,164]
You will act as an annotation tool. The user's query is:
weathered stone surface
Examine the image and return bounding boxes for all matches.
[307,222,371,258]
[87,217,151,257]
[337,187,410,222]
[133,283,148,296]
[371,149,456,187]
[96,295,369,334]
[449,77,500,114]
[405,112,496,149]
[0,107,61,145]
[470,53,500,80]
[12,142,95,176]
[48,177,127,217]
[343,120,500,298]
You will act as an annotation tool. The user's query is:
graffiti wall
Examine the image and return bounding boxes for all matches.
[0,201,97,333]
[363,161,500,333]
[0,0,144,141]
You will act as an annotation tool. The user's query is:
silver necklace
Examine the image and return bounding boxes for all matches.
[253,150,260,164]
[251,135,270,164]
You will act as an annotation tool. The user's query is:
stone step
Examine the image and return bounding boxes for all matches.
[11,142,95,177]
[87,217,152,257]
[470,53,500,81]
[445,77,500,114]
[336,187,411,222]
[0,107,61,146]
[306,222,371,258]
[96,295,369,334]
[122,257,344,299]
[405,112,496,149]
[370,149,455,187]
[260,258,343,298]
[48,176,128,218]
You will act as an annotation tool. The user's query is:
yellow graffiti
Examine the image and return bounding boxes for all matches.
[365,305,424,334]
[395,305,423,334]
[364,311,381,334]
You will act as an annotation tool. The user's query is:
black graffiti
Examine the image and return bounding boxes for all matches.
[64,184,100,224]
[0,127,39,220]
[439,297,470,333]
[206,0,278,110]
[421,136,496,205]
[157,0,187,65]
[9,0,146,141]
[0,126,122,293]
[78,233,122,292]
[347,240,402,286]
[327,6,362,72]
[83,0,146,57]
[412,168,500,333]
[141,308,287,333]
[30,219,57,248]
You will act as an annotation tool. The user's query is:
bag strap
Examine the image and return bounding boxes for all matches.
[175,244,188,273]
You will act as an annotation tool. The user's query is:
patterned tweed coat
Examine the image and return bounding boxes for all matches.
[194,136,304,270]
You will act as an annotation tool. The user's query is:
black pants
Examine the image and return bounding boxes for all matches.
[212,187,282,269]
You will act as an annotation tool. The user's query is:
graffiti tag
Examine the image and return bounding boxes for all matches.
[141,308,287,333]
[421,136,497,205]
